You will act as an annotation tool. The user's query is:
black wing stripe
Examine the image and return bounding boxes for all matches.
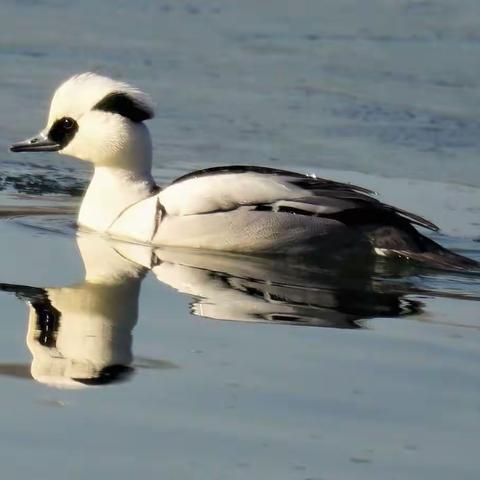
[172,165,305,184]
[253,200,439,232]
[290,177,375,195]
[391,206,439,232]
[171,165,375,195]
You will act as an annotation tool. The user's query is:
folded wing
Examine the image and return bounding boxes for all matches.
[158,165,438,232]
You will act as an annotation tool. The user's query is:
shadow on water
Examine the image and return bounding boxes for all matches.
[0,227,477,389]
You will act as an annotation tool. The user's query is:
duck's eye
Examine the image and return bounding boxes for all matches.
[62,117,75,130]
[48,116,79,147]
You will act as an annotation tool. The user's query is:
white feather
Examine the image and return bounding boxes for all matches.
[158,172,305,216]
[47,72,154,128]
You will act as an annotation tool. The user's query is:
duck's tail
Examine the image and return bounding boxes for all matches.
[368,226,479,272]
[381,243,479,271]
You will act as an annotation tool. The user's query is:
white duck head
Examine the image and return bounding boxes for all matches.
[10,72,155,171]
[11,73,159,231]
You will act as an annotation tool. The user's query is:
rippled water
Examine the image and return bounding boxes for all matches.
[1,1,480,479]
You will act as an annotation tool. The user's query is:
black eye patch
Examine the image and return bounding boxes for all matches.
[48,116,79,148]
[93,92,153,122]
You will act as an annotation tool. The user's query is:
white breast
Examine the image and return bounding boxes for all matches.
[107,195,159,244]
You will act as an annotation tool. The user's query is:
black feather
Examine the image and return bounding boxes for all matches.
[171,165,374,194]
[93,92,152,122]
[48,117,79,148]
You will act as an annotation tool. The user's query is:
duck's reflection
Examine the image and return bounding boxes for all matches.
[0,234,422,388]
[0,236,152,388]
[148,248,422,327]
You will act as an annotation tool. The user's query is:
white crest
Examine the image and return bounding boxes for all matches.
[47,72,154,127]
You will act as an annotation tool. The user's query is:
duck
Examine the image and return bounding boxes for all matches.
[9,72,478,270]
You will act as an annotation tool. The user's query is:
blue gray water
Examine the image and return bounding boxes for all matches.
[1,1,479,479]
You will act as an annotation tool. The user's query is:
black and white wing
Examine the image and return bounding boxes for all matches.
[158,165,438,232]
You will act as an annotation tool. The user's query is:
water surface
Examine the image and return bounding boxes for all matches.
[1,1,480,479]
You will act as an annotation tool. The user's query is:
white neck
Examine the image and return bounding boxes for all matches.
[78,165,156,232]
[72,120,158,232]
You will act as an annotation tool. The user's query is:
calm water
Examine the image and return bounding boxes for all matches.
[1,1,480,479]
